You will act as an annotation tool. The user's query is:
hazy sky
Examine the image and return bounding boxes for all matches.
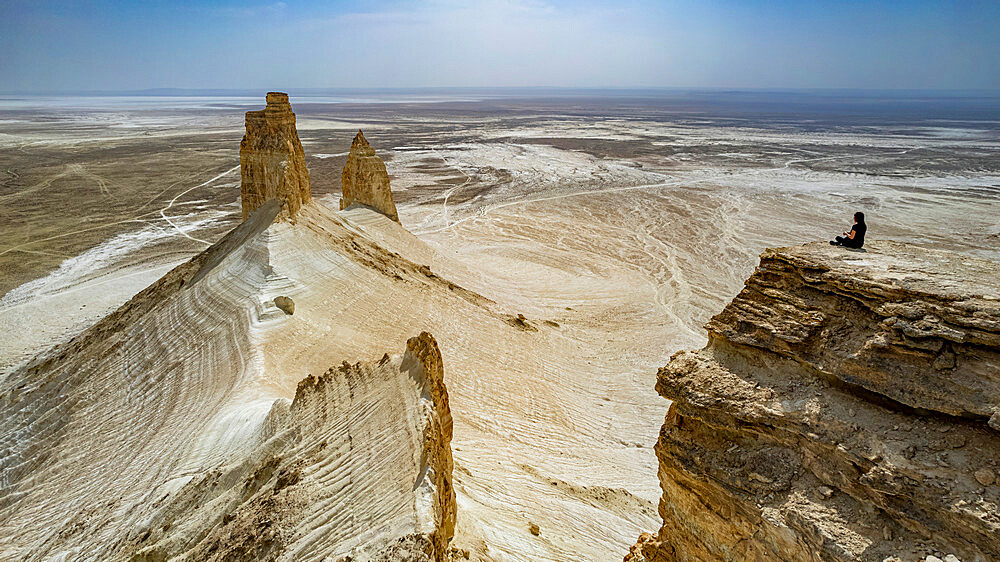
[2,0,998,92]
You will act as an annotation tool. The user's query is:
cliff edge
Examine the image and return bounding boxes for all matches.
[631,241,1000,561]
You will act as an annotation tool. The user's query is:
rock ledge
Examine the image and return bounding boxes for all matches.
[630,241,1000,562]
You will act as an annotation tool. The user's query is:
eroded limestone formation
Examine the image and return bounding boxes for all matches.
[630,241,1000,562]
[170,332,457,562]
[0,193,457,559]
[340,130,399,221]
[240,92,311,220]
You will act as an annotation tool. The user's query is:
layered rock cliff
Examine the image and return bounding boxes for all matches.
[631,241,1000,562]
[340,130,399,222]
[240,92,312,220]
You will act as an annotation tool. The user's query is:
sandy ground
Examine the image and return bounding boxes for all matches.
[1,92,998,560]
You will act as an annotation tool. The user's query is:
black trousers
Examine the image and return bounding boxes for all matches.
[834,236,862,248]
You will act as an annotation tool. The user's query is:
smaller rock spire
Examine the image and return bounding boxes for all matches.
[340,130,399,222]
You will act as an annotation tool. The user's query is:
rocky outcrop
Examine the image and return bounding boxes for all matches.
[631,241,1000,562]
[165,332,457,562]
[340,130,399,221]
[273,295,294,315]
[94,332,452,562]
[240,92,312,220]
[0,198,457,559]
[401,331,457,557]
[709,241,1000,424]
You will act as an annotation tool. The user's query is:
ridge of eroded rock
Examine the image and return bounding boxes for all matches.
[707,240,1000,421]
[631,241,1000,562]
[136,332,456,561]
[340,130,399,222]
[240,92,312,220]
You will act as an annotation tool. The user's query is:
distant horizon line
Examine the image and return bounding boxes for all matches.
[3,86,1000,98]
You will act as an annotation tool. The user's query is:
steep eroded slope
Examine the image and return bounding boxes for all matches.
[632,241,1000,562]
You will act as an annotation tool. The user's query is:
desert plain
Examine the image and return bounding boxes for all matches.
[1,90,998,560]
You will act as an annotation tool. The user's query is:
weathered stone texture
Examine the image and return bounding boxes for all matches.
[160,332,456,561]
[707,241,1000,421]
[632,241,1000,562]
[240,92,312,220]
[340,130,399,221]
[402,332,457,559]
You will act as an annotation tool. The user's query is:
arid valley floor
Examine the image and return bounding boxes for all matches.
[1,90,999,560]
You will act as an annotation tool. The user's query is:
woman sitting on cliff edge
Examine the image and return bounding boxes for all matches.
[830,211,866,249]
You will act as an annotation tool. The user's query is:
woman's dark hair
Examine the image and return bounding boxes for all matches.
[854,211,865,223]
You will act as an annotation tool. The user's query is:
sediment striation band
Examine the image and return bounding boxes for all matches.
[240,92,312,221]
[631,241,1000,562]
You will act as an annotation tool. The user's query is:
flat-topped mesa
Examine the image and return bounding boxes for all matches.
[340,130,399,222]
[631,241,1000,562]
[240,92,312,221]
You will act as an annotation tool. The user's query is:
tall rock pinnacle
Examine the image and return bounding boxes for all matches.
[340,130,399,222]
[240,92,312,220]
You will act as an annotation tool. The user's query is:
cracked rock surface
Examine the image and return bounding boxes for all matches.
[630,241,1000,562]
